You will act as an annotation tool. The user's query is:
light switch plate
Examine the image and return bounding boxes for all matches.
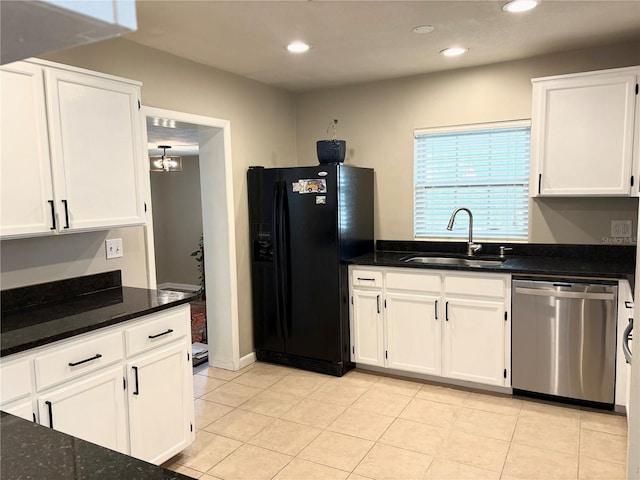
[105,238,123,259]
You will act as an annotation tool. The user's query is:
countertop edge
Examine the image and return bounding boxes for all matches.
[347,252,634,283]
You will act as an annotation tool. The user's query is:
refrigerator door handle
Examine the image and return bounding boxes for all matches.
[279,180,292,339]
[272,180,284,340]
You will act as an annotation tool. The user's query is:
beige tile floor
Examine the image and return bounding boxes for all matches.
[163,362,628,480]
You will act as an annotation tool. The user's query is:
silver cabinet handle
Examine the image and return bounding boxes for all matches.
[623,318,633,364]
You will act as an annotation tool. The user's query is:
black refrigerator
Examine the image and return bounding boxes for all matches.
[247,165,374,376]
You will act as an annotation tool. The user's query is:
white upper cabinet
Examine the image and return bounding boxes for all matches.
[531,66,639,197]
[0,62,55,236]
[0,59,145,239]
[45,68,144,231]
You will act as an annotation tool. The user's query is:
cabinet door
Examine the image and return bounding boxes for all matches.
[386,292,441,376]
[442,298,506,386]
[2,398,34,421]
[533,71,637,196]
[45,68,144,231]
[37,364,128,454]
[0,62,55,238]
[127,342,193,465]
[352,289,384,367]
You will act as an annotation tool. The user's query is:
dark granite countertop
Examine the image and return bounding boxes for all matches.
[0,412,194,479]
[1,271,195,357]
[349,241,635,285]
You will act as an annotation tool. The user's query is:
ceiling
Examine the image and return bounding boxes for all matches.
[127,0,640,93]
[136,0,640,155]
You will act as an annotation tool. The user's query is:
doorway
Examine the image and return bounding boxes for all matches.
[141,106,240,371]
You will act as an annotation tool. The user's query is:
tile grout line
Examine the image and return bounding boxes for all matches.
[184,364,627,480]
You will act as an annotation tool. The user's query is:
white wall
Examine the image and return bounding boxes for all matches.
[295,41,640,243]
[2,38,297,357]
[2,39,639,358]
[0,227,147,289]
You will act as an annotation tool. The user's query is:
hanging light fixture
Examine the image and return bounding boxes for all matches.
[149,145,182,172]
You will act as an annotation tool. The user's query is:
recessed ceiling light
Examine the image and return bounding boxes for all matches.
[440,47,468,57]
[412,25,435,34]
[286,41,310,53]
[502,0,540,13]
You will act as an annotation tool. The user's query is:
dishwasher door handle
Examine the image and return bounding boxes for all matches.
[514,287,615,301]
[623,318,633,364]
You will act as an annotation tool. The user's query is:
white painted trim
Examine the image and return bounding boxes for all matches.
[157,283,199,292]
[141,106,240,373]
[239,352,256,370]
[355,364,513,395]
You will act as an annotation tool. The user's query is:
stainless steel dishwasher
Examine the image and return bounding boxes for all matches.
[512,277,618,406]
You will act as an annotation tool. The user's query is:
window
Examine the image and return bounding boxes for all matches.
[414,120,530,241]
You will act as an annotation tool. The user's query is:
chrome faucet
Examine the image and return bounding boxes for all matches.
[447,207,482,256]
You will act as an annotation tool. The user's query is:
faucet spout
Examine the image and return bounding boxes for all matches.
[447,207,482,256]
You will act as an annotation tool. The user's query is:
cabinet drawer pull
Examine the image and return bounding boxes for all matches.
[148,328,174,339]
[357,277,376,282]
[68,353,102,367]
[61,200,70,229]
[45,400,53,428]
[48,200,56,230]
[132,366,139,395]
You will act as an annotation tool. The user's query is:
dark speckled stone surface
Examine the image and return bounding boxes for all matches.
[0,412,195,479]
[350,241,635,286]
[1,272,195,357]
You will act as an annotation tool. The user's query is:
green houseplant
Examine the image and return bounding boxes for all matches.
[316,119,346,164]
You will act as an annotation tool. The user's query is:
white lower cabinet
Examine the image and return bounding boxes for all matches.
[441,297,506,386]
[350,266,510,388]
[352,289,384,367]
[37,364,128,453]
[2,398,34,421]
[0,304,194,465]
[128,342,192,464]
[386,292,440,376]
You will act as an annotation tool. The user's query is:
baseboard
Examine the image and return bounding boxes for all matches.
[157,282,199,292]
[240,352,256,369]
[355,364,513,395]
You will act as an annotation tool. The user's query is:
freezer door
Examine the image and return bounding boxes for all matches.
[279,167,342,362]
[247,168,284,353]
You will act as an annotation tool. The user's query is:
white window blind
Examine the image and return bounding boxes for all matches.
[414,121,530,241]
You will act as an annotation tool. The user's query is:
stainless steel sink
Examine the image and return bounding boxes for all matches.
[403,256,506,267]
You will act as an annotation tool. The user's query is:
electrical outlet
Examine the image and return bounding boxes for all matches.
[105,238,123,259]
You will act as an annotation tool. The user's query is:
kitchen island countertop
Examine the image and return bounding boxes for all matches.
[0,412,194,479]
[1,271,195,357]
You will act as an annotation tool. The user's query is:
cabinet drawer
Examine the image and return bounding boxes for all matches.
[125,307,189,358]
[386,271,441,293]
[444,274,505,298]
[352,269,383,288]
[34,331,123,391]
[0,358,32,404]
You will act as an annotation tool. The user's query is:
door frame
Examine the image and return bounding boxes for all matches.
[141,106,240,371]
